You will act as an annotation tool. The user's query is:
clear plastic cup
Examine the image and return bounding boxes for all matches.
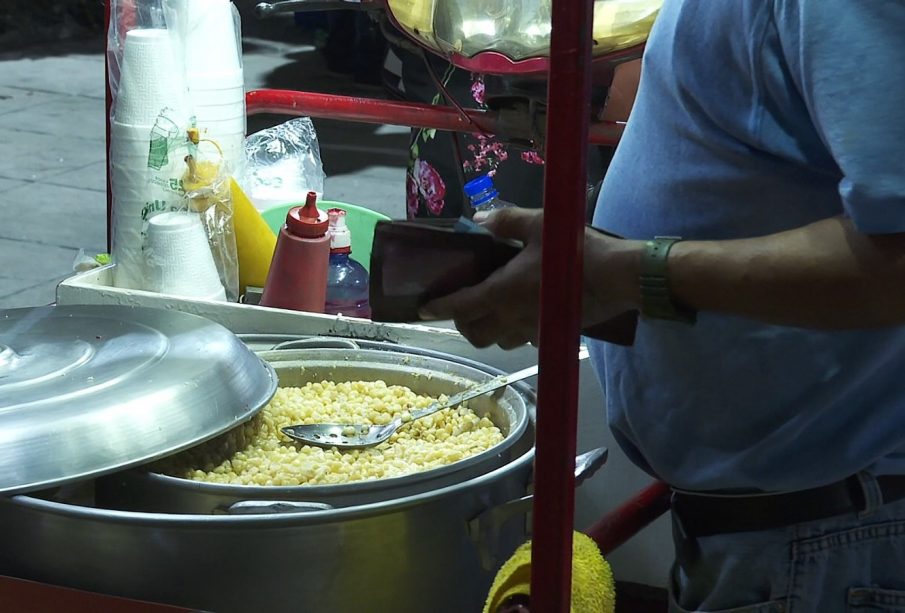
[182,0,242,76]
[192,102,246,123]
[196,117,246,135]
[190,85,245,104]
[188,70,244,92]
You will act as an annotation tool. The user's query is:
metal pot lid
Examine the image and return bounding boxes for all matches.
[0,305,277,495]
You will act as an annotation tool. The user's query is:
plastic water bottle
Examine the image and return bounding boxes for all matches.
[325,208,372,318]
[463,175,517,213]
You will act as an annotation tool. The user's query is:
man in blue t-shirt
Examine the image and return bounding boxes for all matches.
[420,0,905,609]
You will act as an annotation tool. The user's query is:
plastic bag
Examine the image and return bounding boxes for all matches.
[127,128,240,302]
[239,117,326,212]
[179,131,240,301]
[106,0,241,301]
[72,251,111,273]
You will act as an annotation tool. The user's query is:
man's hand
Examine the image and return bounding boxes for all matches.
[418,208,643,349]
[418,208,544,349]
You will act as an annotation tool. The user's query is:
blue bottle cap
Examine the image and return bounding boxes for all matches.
[463,175,494,198]
[463,175,498,207]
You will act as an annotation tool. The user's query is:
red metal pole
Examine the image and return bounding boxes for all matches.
[529,0,595,609]
[247,89,497,132]
[587,482,672,556]
[588,121,625,148]
[246,89,624,147]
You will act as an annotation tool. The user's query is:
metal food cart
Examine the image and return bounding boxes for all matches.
[0,0,673,610]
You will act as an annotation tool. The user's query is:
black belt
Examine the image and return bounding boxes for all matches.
[671,475,905,537]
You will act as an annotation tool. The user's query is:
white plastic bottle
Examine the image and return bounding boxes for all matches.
[324,208,371,318]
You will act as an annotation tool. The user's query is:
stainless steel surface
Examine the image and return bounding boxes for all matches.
[271,336,360,351]
[282,348,588,449]
[467,446,608,569]
[225,500,333,515]
[573,446,609,485]
[0,305,277,495]
[98,346,535,513]
[0,424,539,613]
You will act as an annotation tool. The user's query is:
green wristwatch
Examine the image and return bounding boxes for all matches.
[639,236,696,324]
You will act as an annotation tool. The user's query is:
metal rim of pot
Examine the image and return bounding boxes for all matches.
[8,442,608,532]
[9,438,537,527]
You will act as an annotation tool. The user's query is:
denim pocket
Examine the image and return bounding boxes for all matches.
[669,563,787,613]
[848,586,905,612]
[790,511,905,611]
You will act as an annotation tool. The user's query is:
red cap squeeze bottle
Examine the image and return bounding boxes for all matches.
[261,191,331,312]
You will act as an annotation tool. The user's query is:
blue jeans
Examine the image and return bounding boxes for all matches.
[669,473,905,612]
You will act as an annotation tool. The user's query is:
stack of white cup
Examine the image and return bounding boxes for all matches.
[145,211,227,301]
[181,0,247,175]
[110,28,189,290]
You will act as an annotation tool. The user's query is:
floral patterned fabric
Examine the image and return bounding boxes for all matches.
[400,52,549,219]
[396,47,613,220]
[391,46,612,219]
[409,158,447,217]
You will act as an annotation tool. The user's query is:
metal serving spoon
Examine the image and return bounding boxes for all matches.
[281,348,591,449]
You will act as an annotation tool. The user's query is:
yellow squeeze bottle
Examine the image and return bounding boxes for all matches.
[230,178,277,294]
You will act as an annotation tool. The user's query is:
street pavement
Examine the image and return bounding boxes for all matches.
[0,14,408,309]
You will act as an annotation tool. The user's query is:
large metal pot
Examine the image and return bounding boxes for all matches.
[0,436,607,613]
[0,331,608,612]
[98,346,534,513]
[0,420,545,613]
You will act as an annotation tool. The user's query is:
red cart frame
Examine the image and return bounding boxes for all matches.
[98,1,673,611]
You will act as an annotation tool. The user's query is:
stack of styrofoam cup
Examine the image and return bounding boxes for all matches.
[114,28,187,128]
[109,122,153,290]
[145,212,227,301]
[111,28,189,290]
[181,0,246,175]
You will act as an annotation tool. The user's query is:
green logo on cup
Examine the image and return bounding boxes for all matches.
[147,111,181,170]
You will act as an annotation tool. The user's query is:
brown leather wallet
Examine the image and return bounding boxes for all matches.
[368,219,638,346]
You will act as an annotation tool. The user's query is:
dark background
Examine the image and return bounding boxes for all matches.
[0,1,105,49]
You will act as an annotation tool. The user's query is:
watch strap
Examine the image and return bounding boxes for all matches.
[639,236,696,324]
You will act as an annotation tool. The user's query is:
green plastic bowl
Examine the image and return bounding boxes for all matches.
[261,201,390,273]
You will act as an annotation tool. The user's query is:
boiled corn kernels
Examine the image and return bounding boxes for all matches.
[157,380,504,487]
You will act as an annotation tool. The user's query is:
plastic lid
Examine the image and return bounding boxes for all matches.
[463,175,494,197]
[0,304,277,495]
[328,208,352,252]
[286,191,329,238]
[463,175,498,207]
